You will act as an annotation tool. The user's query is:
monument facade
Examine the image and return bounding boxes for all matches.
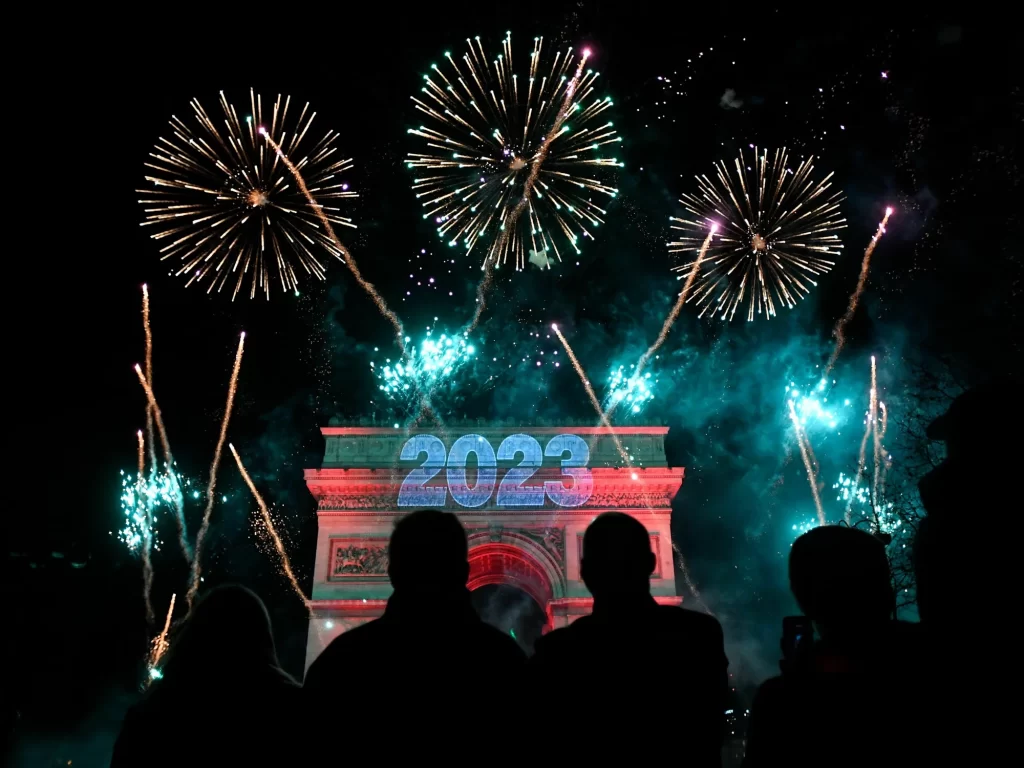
[303,422,684,668]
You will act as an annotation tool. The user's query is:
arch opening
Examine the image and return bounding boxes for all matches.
[470,584,547,655]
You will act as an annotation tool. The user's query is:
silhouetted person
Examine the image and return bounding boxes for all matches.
[528,512,728,766]
[303,510,525,749]
[914,376,1016,763]
[111,585,299,767]
[744,526,923,767]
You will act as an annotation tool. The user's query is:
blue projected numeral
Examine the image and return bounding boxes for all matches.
[446,434,497,508]
[396,432,594,508]
[543,433,594,507]
[495,434,545,506]
[397,434,447,507]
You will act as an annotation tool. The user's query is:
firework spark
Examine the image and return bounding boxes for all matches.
[187,332,246,607]
[604,363,657,416]
[825,208,893,376]
[789,399,825,525]
[371,329,476,416]
[134,365,191,561]
[138,89,358,300]
[148,593,176,678]
[117,466,197,554]
[229,443,310,612]
[670,148,846,321]
[408,35,621,273]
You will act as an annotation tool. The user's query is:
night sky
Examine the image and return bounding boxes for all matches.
[16,7,1020,764]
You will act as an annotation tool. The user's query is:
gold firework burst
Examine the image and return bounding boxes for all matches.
[407,34,622,272]
[669,147,846,321]
[138,89,357,300]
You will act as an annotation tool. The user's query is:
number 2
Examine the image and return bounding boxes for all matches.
[397,434,447,507]
[495,434,545,506]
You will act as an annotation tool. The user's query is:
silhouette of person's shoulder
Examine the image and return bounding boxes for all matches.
[534,604,723,663]
[655,604,722,634]
[307,611,525,687]
[305,618,389,684]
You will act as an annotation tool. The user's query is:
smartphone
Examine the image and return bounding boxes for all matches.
[782,615,814,664]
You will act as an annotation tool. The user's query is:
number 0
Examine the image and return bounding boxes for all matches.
[446,434,497,507]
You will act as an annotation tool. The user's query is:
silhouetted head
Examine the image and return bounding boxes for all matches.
[581,512,655,600]
[790,526,893,639]
[919,375,1017,514]
[916,376,1016,626]
[388,510,469,593]
[159,585,285,688]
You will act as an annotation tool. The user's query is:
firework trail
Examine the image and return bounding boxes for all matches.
[789,400,825,525]
[136,430,156,625]
[148,593,176,676]
[626,227,716,391]
[670,148,846,321]
[142,285,157,470]
[672,540,713,615]
[259,129,406,353]
[848,417,873,524]
[465,257,497,334]
[229,443,311,613]
[551,324,630,466]
[824,208,893,377]
[878,401,890,499]
[134,365,192,561]
[554,325,712,614]
[140,286,157,623]
[187,332,246,607]
[600,226,715,426]
[846,356,878,525]
[873,399,886,510]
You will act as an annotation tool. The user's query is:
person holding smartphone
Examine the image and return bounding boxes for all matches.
[743,526,924,767]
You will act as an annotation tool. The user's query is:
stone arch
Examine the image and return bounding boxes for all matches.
[466,532,565,611]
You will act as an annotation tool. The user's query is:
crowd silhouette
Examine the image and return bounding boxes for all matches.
[108,380,1005,766]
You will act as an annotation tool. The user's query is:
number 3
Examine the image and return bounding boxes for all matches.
[544,434,594,507]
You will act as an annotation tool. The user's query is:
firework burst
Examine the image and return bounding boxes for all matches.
[371,328,477,417]
[670,147,846,321]
[604,362,657,416]
[117,466,195,554]
[138,89,357,300]
[408,34,622,272]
